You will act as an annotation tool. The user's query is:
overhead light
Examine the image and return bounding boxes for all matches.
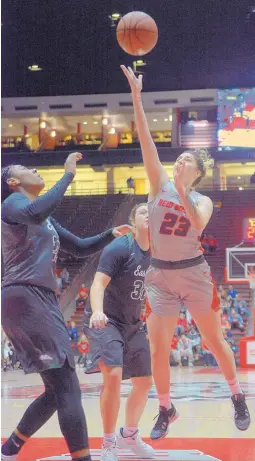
[93,121,98,125]
[111,12,121,20]
[40,121,46,129]
[237,176,241,179]
[28,64,42,71]
[102,118,108,126]
[169,115,172,121]
[164,118,168,122]
[153,119,158,122]
[108,127,116,134]
[8,124,13,127]
[239,187,243,190]
[25,134,29,138]
[50,130,56,138]
[83,121,88,125]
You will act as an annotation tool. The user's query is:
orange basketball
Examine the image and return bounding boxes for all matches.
[116,12,158,56]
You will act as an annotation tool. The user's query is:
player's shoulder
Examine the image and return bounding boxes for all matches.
[191,190,212,206]
[102,234,132,256]
[2,192,26,208]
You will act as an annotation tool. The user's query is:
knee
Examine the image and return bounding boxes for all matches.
[150,344,169,363]
[103,367,122,392]
[133,376,153,393]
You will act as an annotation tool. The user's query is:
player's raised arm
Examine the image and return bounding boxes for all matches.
[121,65,169,198]
[50,218,132,258]
[1,152,82,225]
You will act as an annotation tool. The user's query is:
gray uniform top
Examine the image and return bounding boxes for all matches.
[148,181,204,262]
[1,172,114,293]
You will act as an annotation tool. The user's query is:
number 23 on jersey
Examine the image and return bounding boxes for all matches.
[159,212,191,237]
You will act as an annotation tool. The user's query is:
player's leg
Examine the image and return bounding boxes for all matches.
[145,267,181,440]
[146,311,180,439]
[185,263,251,431]
[125,376,153,429]
[2,361,91,461]
[189,308,250,430]
[99,362,123,438]
[117,328,154,457]
[41,360,91,461]
[84,323,124,461]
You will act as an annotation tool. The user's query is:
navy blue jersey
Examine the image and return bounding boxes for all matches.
[1,172,115,292]
[97,234,150,325]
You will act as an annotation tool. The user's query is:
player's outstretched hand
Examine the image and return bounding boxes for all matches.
[89,312,108,329]
[173,162,186,194]
[65,152,83,176]
[120,65,143,96]
[112,224,133,237]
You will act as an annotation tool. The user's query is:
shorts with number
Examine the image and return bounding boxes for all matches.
[145,260,216,317]
[84,320,151,380]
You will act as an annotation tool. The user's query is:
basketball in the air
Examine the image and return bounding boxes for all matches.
[116,12,158,56]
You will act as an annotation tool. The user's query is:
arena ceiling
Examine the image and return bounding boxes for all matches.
[1,0,255,98]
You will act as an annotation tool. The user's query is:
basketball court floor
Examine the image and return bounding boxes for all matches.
[1,366,255,461]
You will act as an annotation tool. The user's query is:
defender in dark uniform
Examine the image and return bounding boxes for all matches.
[1,153,131,461]
[84,203,154,461]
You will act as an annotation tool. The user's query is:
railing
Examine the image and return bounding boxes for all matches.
[41,183,255,195]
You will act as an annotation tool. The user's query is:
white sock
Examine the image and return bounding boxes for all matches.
[103,433,116,446]
[123,426,138,437]
[158,393,171,410]
[227,378,242,396]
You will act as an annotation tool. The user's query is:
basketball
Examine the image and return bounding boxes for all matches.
[116,12,158,56]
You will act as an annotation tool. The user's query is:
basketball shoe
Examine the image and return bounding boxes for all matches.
[231,392,251,431]
[150,405,179,440]
[117,428,155,458]
[101,440,118,461]
[1,449,17,461]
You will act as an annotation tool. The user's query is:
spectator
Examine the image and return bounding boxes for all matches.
[56,275,63,299]
[218,285,227,301]
[177,333,194,367]
[77,333,90,368]
[201,233,210,252]
[207,235,218,252]
[185,309,195,327]
[187,326,201,358]
[220,310,232,331]
[227,285,238,300]
[228,308,245,332]
[234,294,249,319]
[126,177,136,192]
[67,321,79,343]
[76,284,89,310]
[60,267,70,285]
[250,172,255,185]
[170,334,180,365]
[175,312,188,336]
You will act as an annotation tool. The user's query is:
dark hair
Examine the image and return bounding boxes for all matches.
[185,148,211,188]
[1,166,13,203]
[129,202,147,225]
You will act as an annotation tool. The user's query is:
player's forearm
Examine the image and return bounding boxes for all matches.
[178,189,204,233]
[132,94,161,170]
[90,283,105,313]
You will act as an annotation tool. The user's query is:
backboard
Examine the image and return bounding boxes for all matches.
[225,247,255,283]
